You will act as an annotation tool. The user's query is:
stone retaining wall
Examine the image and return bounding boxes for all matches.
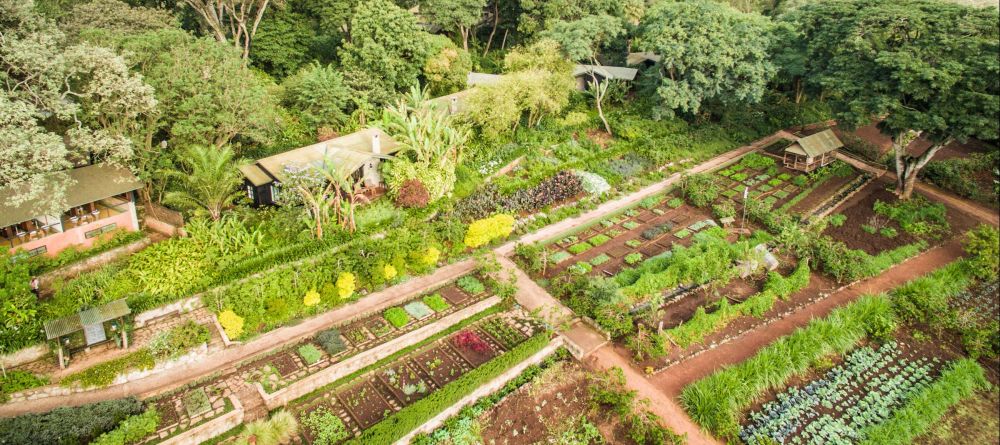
[395,337,565,444]
[134,296,203,328]
[257,296,503,411]
[160,395,243,445]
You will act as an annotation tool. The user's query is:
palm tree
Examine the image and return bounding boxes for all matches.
[164,145,242,220]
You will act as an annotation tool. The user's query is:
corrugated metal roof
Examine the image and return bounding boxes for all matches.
[239,164,273,187]
[789,129,843,157]
[466,72,502,86]
[249,128,400,184]
[0,164,142,228]
[428,88,476,114]
[573,64,638,81]
[626,52,661,66]
[44,298,130,339]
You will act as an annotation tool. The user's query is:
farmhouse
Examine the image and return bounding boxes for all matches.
[782,129,844,172]
[239,127,402,207]
[0,164,143,258]
[572,64,639,90]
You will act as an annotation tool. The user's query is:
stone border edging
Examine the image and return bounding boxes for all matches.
[255,295,503,411]
[394,337,565,444]
[159,395,243,445]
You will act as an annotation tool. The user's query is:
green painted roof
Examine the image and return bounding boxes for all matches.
[786,129,843,158]
[44,299,130,340]
[0,164,142,228]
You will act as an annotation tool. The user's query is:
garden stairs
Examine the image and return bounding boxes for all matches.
[235,387,268,422]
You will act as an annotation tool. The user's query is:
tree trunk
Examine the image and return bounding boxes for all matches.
[460,27,469,51]
[483,0,498,57]
[892,130,948,200]
[591,71,612,136]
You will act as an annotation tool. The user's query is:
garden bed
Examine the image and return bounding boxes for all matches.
[290,313,544,444]
[237,276,495,395]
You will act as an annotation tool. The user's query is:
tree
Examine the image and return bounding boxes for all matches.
[339,0,430,100]
[61,0,176,40]
[182,0,278,60]
[380,87,470,202]
[517,0,632,37]
[164,145,243,220]
[248,7,314,77]
[0,254,38,356]
[281,160,368,238]
[1,0,156,216]
[282,63,351,131]
[136,32,281,150]
[783,0,999,200]
[541,15,625,134]
[637,0,776,117]
[419,0,486,50]
[422,35,472,96]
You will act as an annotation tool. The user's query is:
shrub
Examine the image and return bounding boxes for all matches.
[626,239,643,248]
[639,195,662,209]
[382,264,398,280]
[298,344,322,365]
[575,170,611,195]
[148,320,210,360]
[302,405,349,445]
[712,202,736,220]
[303,289,321,307]
[404,301,433,319]
[464,214,516,248]
[336,272,356,300]
[590,254,611,266]
[739,153,776,170]
[61,349,155,389]
[396,179,431,208]
[384,307,411,328]
[873,197,949,238]
[880,227,898,238]
[964,225,999,280]
[183,388,211,416]
[0,370,47,402]
[315,329,346,355]
[219,310,245,339]
[624,253,643,265]
[0,397,144,445]
[791,175,808,187]
[767,178,782,187]
[681,174,721,207]
[91,408,159,445]
[456,276,486,294]
[667,197,684,208]
[623,221,640,230]
[423,294,450,312]
[239,410,299,445]
[569,261,593,275]
[828,214,847,227]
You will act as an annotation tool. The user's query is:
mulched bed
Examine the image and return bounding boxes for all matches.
[413,346,469,387]
[342,323,372,347]
[786,172,858,214]
[439,285,470,305]
[364,316,394,339]
[270,352,299,377]
[155,399,180,426]
[377,362,434,405]
[338,381,395,429]
[656,276,763,330]
[448,331,500,367]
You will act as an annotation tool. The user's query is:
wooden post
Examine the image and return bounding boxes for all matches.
[57,343,65,370]
[120,317,128,349]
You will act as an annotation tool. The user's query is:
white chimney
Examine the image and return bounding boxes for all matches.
[371,132,381,155]
[449,97,458,115]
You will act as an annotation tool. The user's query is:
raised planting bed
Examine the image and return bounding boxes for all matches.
[291,314,544,444]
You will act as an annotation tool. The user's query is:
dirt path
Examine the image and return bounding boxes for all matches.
[652,238,967,397]
[585,347,723,445]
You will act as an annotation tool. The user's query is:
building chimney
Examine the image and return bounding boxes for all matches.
[449,97,458,115]
[371,132,381,155]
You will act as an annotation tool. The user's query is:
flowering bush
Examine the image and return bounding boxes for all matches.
[218,310,245,339]
[464,214,515,248]
[421,247,440,267]
[383,264,398,280]
[336,272,356,299]
[303,289,320,307]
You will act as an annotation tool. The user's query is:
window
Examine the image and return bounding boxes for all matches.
[271,183,280,202]
[246,185,254,200]
[85,223,117,239]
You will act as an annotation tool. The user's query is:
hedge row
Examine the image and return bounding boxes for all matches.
[680,295,895,440]
[0,396,144,445]
[859,358,989,445]
[344,333,552,445]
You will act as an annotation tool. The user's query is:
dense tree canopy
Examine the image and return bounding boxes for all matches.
[419,0,486,50]
[781,0,999,198]
[637,0,776,117]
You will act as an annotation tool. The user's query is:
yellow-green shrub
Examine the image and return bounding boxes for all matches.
[383,264,397,280]
[464,214,515,248]
[218,310,245,339]
[336,272,356,299]
[303,289,320,307]
[421,247,440,267]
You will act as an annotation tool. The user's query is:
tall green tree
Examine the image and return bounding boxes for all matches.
[419,0,486,50]
[340,0,430,102]
[782,0,999,199]
[164,145,243,220]
[1,0,156,216]
[636,0,776,117]
[422,34,472,96]
[182,0,277,60]
[541,14,625,134]
[281,62,352,131]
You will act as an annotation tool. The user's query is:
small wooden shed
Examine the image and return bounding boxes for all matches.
[783,129,844,172]
[44,298,131,369]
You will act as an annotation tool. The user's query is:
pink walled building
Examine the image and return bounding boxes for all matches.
[2,164,143,258]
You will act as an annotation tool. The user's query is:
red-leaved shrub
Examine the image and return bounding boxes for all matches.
[396,179,430,208]
[454,330,489,353]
